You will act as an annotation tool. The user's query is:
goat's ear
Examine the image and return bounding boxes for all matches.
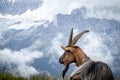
[61,46,69,51]
[61,46,73,53]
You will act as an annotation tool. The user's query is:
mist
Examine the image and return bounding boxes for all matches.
[0,48,43,77]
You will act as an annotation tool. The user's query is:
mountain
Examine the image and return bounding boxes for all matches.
[0,0,43,15]
[0,7,120,77]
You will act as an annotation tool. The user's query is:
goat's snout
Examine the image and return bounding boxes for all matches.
[59,58,64,64]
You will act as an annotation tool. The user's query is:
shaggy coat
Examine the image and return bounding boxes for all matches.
[70,61,114,80]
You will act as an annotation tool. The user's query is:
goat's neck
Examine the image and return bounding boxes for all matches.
[74,48,90,67]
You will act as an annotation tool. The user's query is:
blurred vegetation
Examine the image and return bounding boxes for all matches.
[0,73,69,80]
[0,73,25,80]
[0,73,119,80]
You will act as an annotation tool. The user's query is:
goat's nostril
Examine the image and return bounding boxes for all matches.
[59,59,63,64]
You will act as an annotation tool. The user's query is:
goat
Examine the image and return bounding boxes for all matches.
[59,28,114,80]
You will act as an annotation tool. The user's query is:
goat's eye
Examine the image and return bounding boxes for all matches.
[66,50,71,53]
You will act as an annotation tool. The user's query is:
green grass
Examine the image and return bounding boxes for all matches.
[0,73,69,80]
[0,73,27,80]
[30,74,57,80]
[0,73,26,80]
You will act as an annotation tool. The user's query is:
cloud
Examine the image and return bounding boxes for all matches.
[0,0,42,15]
[0,48,43,77]
[0,0,120,31]
[80,32,113,65]
[48,33,64,64]
[37,0,120,20]
[86,6,120,21]
[49,33,64,56]
[28,0,120,21]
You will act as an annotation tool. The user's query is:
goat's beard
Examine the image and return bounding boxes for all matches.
[61,64,69,80]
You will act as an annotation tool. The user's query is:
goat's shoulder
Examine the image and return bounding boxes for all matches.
[94,61,111,71]
[70,61,114,80]
[70,60,95,77]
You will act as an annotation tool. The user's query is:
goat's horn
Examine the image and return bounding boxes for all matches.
[68,28,73,46]
[72,30,89,45]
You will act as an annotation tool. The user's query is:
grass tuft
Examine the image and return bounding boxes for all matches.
[0,73,69,80]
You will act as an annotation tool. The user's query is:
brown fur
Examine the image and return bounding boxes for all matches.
[73,47,90,66]
[59,46,90,66]
[71,74,81,80]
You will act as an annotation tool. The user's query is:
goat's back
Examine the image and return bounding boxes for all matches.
[70,61,114,80]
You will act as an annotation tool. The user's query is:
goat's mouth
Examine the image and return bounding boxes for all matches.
[59,58,64,64]
[61,64,69,80]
